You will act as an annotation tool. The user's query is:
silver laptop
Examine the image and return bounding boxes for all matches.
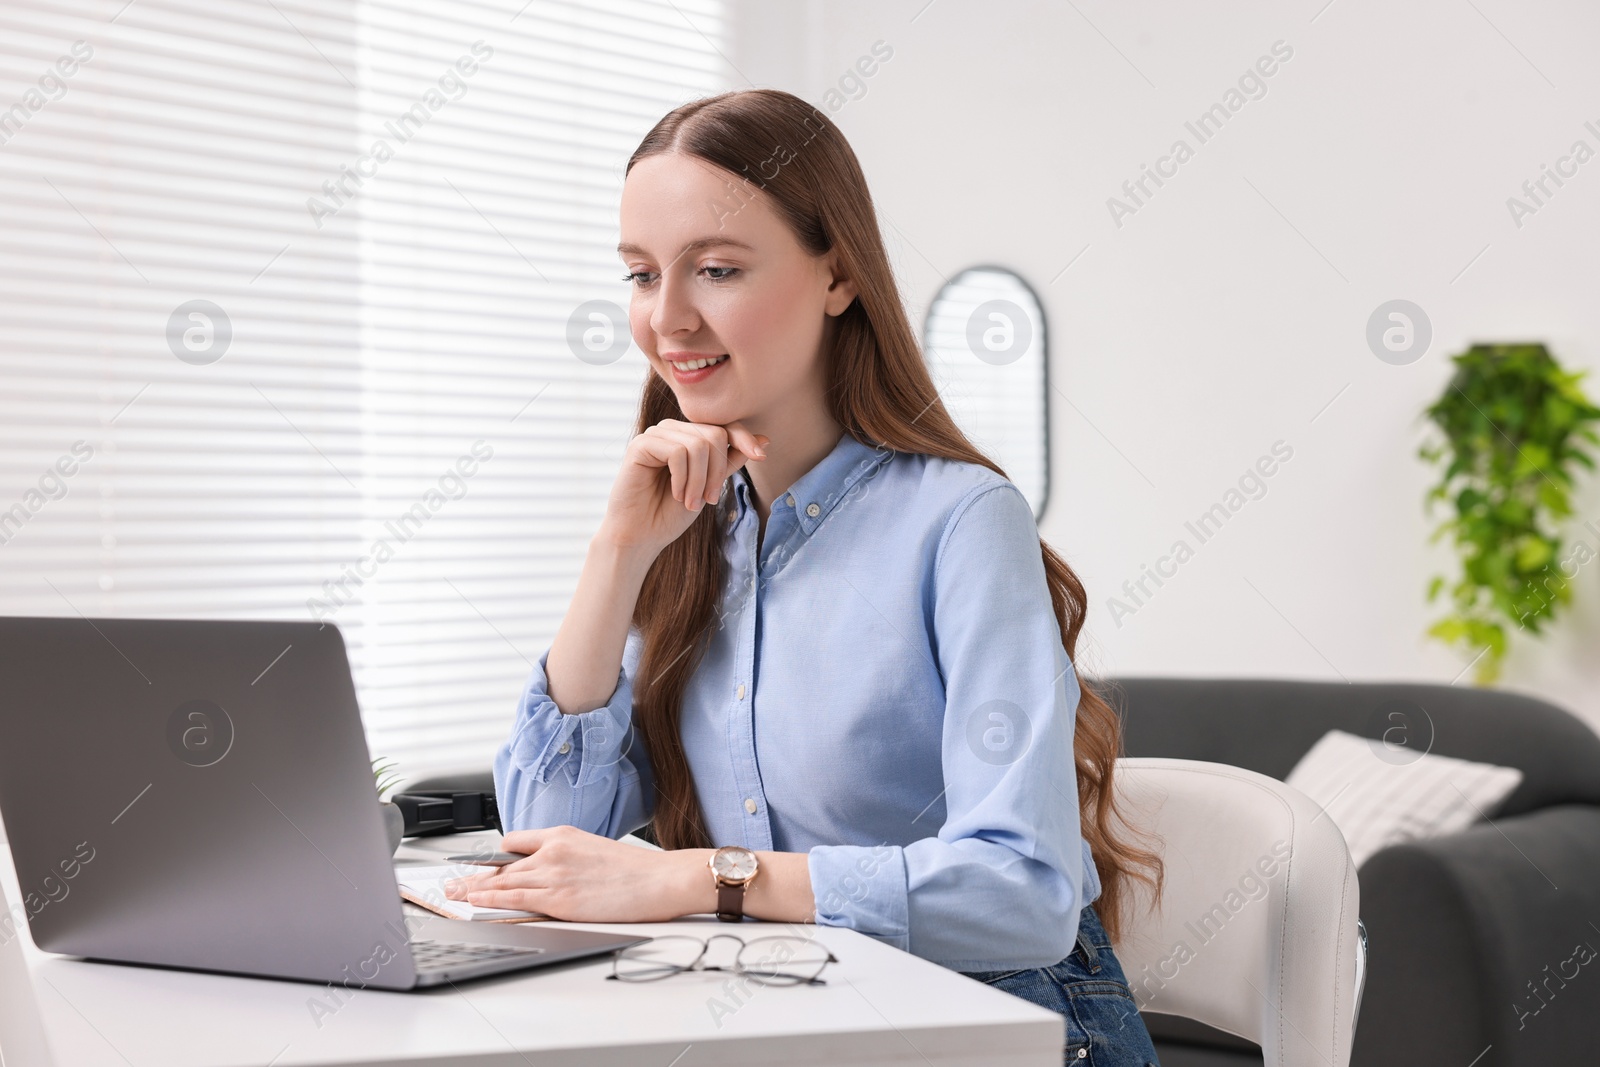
[0,616,647,990]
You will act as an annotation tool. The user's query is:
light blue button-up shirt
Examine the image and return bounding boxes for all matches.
[494,431,1098,971]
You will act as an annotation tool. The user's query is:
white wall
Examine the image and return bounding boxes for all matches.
[728,0,1600,733]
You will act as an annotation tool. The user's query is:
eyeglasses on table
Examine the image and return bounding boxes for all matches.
[607,933,838,986]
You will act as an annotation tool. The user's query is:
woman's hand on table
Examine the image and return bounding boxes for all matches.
[442,826,712,922]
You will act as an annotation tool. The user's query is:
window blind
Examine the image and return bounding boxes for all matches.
[0,0,728,776]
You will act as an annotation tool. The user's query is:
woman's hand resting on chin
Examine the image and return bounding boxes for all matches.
[599,419,768,558]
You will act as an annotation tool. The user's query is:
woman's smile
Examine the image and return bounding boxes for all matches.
[661,351,730,384]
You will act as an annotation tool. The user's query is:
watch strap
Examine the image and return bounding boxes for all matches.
[715,881,746,923]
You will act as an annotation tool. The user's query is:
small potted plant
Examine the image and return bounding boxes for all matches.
[373,757,405,854]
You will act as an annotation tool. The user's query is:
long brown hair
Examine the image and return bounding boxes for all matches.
[624,89,1162,943]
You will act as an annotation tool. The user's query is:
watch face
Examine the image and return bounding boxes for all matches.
[712,846,758,882]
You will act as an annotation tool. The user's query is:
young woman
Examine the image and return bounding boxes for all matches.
[448,89,1165,1065]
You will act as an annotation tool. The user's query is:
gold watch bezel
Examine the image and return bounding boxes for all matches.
[709,845,759,888]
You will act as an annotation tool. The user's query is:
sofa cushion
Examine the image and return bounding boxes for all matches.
[1285,729,1523,867]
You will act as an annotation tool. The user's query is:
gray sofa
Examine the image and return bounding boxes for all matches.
[1112,677,1600,1067]
[412,677,1600,1066]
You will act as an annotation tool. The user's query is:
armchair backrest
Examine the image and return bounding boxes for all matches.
[1112,757,1364,1067]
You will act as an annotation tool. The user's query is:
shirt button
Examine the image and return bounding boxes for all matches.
[557,742,571,754]
[805,502,820,518]
[736,684,746,700]
[784,493,795,507]
[743,797,758,814]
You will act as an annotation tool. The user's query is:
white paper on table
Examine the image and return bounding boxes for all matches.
[395,864,547,922]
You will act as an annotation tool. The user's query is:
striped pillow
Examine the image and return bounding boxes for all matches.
[1285,729,1524,868]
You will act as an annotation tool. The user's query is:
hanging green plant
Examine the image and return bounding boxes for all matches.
[1419,343,1600,684]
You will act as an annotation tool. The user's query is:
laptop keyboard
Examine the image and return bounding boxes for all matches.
[410,938,546,972]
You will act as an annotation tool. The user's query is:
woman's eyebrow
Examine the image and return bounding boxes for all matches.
[616,236,755,259]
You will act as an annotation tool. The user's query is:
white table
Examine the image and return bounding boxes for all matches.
[1,829,1062,1066]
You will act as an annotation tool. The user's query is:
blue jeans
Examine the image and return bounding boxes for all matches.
[959,903,1161,1066]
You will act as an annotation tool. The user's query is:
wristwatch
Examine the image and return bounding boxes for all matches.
[709,845,759,923]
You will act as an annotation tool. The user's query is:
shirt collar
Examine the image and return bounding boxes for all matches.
[730,432,893,535]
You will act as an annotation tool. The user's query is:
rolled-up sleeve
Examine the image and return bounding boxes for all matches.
[808,482,1086,971]
[493,628,655,840]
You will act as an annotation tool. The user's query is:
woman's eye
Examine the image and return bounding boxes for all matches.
[622,266,738,286]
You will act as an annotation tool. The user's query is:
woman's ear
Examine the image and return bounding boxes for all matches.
[822,251,859,317]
